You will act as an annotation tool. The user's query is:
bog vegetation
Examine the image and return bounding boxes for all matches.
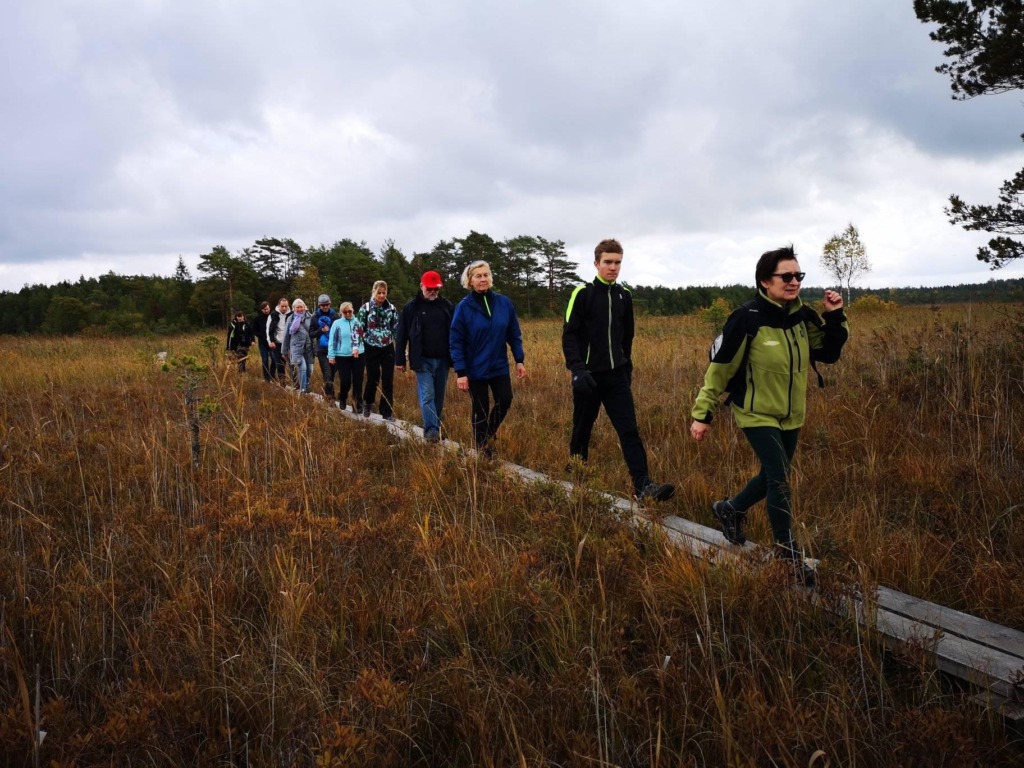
[1,302,1023,766]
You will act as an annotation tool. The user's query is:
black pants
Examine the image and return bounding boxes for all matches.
[336,356,365,409]
[317,350,338,397]
[269,345,287,382]
[468,375,513,448]
[569,367,649,493]
[732,426,800,544]
[362,344,395,418]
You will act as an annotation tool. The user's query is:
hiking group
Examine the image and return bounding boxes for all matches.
[229,238,849,585]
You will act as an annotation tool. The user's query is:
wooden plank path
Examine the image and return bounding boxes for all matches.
[329,402,1024,728]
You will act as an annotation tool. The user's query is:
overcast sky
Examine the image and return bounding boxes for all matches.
[2,0,1023,294]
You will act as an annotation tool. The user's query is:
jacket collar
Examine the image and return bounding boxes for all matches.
[757,289,803,316]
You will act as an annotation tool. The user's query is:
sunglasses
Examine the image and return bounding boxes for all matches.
[772,271,806,284]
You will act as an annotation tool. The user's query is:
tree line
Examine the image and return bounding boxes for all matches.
[1,232,1022,336]
[0,232,581,335]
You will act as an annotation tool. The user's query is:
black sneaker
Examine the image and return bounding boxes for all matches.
[775,542,817,588]
[634,482,676,503]
[362,404,371,418]
[712,499,747,545]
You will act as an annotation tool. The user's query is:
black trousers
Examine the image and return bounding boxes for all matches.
[362,344,395,417]
[569,368,649,493]
[317,350,338,397]
[468,375,513,448]
[336,356,365,408]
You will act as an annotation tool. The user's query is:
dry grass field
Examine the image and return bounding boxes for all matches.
[1,302,1022,766]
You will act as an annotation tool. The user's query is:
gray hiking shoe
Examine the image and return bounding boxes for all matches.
[634,481,676,503]
[712,499,747,545]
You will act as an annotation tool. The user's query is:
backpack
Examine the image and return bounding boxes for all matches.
[709,300,824,404]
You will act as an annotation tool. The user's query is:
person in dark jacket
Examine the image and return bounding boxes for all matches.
[354,281,400,420]
[690,245,848,586]
[266,297,291,384]
[450,260,526,457]
[250,301,274,381]
[396,270,455,443]
[312,294,340,398]
[562,238,674,503]
[226,310,255,373]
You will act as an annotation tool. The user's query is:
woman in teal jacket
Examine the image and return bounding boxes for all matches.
[327,301,365,413]
[690,245,848,585]
[450,260,526,457]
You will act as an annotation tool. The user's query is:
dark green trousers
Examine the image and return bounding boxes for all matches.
[731,426,800,544]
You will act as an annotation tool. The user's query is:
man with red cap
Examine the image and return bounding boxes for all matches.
[396,271,455,443]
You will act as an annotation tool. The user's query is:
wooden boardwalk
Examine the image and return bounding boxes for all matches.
[336,404,1024,730]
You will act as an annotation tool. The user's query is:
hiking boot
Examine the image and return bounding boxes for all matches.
[634,482,676,503]
[712,499,747,545]
[362,403,371,418]
[775,542,817,588]
[382,415,396,423]
[424,430,441,444]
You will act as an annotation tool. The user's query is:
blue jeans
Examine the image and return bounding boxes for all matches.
[293,354,313,393]
[258,343,273,381]
[415,358,449,437]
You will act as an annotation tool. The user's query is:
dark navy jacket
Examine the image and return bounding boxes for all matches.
[450,290,525,380]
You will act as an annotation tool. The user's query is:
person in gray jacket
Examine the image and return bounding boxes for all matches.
[282,298,315,394]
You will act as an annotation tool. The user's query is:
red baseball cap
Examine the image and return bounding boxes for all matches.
[421,271,443,289]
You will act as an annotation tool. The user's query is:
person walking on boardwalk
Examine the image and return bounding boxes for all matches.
[251,301,274,382]
[562,238,675,503]
[327,301,365,413]
[396,271,455,443]
[226,310,255,373]
[690,245,848,586]
[312,294,340,399]
[267,297,291,385]
[355,281,399,421]
[283,298,315,394]
[449,260,526,458]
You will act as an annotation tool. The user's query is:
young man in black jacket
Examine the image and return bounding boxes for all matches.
[396,271,455,442]
[562,239,674,502]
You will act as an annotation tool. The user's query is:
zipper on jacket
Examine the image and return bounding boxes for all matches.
[606,288,614,369]
[785,325,796,420]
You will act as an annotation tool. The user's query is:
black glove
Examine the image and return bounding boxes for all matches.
[572,370,597,394]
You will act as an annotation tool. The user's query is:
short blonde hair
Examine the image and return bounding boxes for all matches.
[461,260,490,290]
[339,301,354,313]
[372,280,388,295]
[292,298,306,311]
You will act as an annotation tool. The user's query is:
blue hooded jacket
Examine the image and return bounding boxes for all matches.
[450,290,525,380]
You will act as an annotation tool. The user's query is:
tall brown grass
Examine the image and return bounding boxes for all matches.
[0,303,1021,766]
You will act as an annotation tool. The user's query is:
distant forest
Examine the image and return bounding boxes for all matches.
[1,231,1022,335]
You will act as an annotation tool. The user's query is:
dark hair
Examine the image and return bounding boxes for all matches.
[259,301,270,311]
[594,238,623,260]
[755,245,797,287]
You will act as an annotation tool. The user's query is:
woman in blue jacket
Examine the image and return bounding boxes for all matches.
[327,301,366,413]
[450,260,526,457]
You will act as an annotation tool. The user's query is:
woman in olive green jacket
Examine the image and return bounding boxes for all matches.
[690,245,848,585]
